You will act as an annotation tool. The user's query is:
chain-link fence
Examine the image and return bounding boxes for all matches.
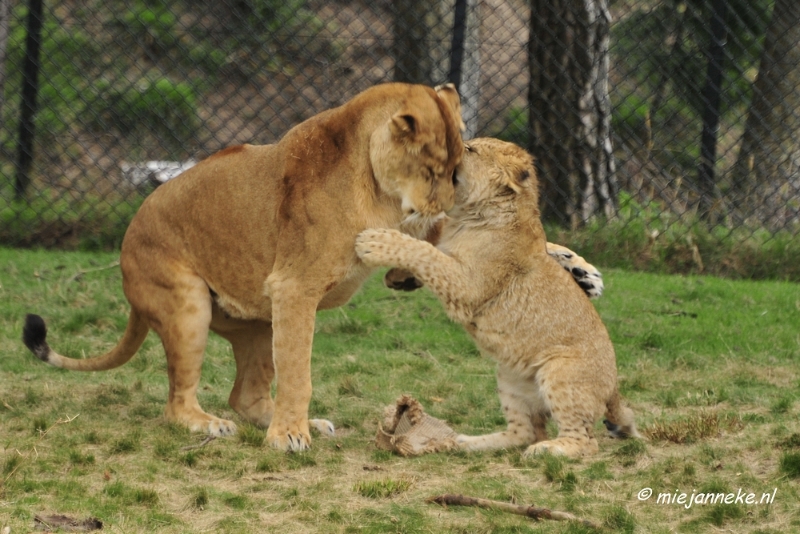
[1,0,799,276]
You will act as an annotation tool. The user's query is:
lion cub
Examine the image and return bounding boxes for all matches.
[356,138,639,457]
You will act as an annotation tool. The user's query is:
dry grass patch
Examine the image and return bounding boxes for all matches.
[645,411,745,444]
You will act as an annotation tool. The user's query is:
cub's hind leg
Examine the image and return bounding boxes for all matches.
[531,411,549,443]
[523,358,601,458]
[457,366,536,452]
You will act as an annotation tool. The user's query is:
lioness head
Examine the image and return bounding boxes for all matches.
[370,84,465,218]
[451,137,539,219]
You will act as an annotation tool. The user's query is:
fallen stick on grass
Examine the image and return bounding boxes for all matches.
[179,436,216,451]
[67,260,121,284]
[427,494,601,530]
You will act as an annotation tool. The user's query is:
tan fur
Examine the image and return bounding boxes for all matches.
[28,83,464,450]
[356,138,638,458]
[383,240,604,298]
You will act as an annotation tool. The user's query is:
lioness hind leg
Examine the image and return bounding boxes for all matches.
[545,243,604,299]
[148,277,237,437]
[211,316,276,429]
[457,366,536,452]
[211,315,335,437]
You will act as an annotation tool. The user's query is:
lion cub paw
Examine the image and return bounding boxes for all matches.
[545,243,604,298]
[523,438,595,458]
[454,434,484,451]
[355,228,406,268]
[309,418,335,437]
[524,441,568,457]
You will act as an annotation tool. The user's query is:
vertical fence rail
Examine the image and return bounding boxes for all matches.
[12,0,42,199]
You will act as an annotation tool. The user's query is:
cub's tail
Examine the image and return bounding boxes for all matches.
[23,310,149,371]
[603,390,641,439]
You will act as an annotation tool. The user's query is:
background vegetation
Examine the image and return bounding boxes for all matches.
[1,0,798,281]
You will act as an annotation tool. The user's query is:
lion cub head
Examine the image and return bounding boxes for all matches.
[370,84,465,219]
[450,137,540,224]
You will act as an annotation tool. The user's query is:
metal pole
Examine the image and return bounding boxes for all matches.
[448,0,468,88]
[14,0,44,199]
[697,0,728,219]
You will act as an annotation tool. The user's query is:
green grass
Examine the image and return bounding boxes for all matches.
[545,192,800,282]
[1,247,799,533]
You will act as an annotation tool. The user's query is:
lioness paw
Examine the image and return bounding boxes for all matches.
[186,417,237,437]
[309,418,335,437]
[545,243,604,298]
[267,421,311,451]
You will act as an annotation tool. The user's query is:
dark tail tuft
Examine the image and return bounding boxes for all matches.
[23,314,50,362]
[603,419,623,437]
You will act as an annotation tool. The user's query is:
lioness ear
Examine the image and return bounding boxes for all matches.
[435,83,466,132]
[390,112,418,139]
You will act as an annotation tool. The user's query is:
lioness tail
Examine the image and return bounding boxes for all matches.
[23,310,148,371]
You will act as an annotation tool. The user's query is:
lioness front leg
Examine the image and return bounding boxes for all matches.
[356,229,471,318]
[265,275,317,451]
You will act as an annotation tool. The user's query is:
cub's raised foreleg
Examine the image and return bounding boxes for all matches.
[356,228,472,321]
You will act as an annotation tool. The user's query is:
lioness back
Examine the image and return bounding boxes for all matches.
[122,144,284,320]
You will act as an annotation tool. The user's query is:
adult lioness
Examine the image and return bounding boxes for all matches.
[23,83,464,451]
[356,138,638,457]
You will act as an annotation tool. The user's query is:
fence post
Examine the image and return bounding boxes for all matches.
[13,0,44,199]
[0,0,10,117]
[697,0,728,220]
[448,0,468,88]
[448,0,479,139]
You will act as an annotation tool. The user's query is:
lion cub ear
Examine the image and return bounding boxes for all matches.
[506,168,534,194]
[435,83,466,132]
[390,112,419,139]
